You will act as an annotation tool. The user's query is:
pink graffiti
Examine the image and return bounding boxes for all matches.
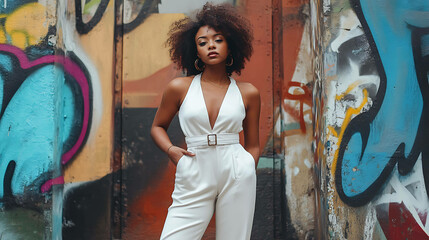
[40,176,65,193]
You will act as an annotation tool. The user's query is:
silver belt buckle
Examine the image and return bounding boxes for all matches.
[207,134,217,146]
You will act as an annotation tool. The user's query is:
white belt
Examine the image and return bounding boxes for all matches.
[186,133,239,147]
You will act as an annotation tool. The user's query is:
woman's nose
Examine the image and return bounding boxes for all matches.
[208,40,215,49]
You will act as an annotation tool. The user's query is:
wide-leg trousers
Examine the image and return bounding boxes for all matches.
[160,143,257,240]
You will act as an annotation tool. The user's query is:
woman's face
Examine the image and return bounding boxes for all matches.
[195,25,229,66]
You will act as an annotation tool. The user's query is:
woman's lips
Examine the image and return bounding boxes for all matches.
[208,52,218,57]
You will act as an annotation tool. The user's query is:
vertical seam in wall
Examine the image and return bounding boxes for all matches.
[311,0,325,238]
[310,0,318,238]
[272,0,284,238]
[112,0,124,239]
[272,0,276,237]
[53,1,64,238]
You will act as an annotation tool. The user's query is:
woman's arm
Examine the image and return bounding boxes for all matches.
[151,77,195,165]
[241,82,261,167]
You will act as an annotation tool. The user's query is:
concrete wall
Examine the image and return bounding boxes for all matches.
[0,0,427,239]
[0,0,112,239]
[315,0,429,238]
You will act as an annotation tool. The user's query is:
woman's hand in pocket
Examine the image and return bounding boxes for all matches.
[167,146,195,165]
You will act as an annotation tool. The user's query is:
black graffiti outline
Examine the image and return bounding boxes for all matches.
[75,0,110,34]
[3,160,16,206]
[335,0,429,207]
[75,0,160,35]
[123,0,160,34]
[407,27,429,199]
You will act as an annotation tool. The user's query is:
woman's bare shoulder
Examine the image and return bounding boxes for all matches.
[236,80,260,98]
[165,75,195,94]
[235,80,260,108]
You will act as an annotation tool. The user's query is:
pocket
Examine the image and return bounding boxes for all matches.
[231,150,255,180]
[175,154,198,190]
[176,155,186,169]
[244,150,256,169]
[240,150,256,178]
[175,155,188,178]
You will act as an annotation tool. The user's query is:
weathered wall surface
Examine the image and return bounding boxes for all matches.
[0,0,99,239]
[316,0,429,238]
[280,0,315,238]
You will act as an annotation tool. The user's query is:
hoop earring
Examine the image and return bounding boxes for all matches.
[194,58,204,72]
[226,56,233,66]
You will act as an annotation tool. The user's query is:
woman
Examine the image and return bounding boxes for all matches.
[151,3,260,240]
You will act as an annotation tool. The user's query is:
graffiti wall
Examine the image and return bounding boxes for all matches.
[316,0,429,238]
[0,0,114,238]
[0,0,100,238]
[12,0,429,239]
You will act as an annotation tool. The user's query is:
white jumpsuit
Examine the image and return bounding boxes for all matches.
[160,74,257,240]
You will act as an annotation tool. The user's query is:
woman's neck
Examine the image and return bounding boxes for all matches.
[201,65,229,84]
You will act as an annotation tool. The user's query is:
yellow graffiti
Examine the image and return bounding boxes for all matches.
[335,80,364,101]
[331,87,368,175]
[0,3,48,49]
[327,126,338,138]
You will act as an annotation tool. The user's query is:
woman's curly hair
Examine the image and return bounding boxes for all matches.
[166,3,253,76]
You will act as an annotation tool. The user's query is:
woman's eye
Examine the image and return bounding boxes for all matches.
[215,39,223,43]
[198,42,207,46]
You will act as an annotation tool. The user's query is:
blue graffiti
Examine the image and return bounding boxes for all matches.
[336,0,429,206]
[0,46,91,206]
[0,65,62,200]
